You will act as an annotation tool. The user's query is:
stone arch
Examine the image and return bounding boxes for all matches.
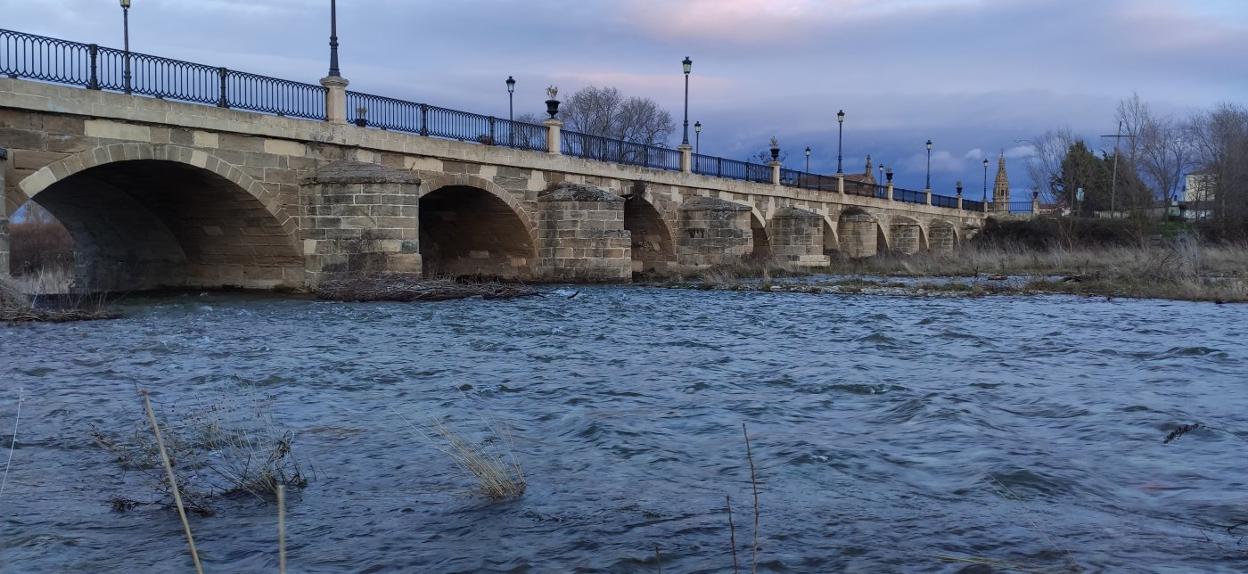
[417,172,537,235]
[748,209,771,260]
[15,144,303,292]
[623,188,676,275]
[821,214,840,254]
[888,215,924,255]
[416,171,538,279]
[19,144,297,239]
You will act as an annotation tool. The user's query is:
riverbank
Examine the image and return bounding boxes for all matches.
[662,242,1248,303]
[0,278,116,322]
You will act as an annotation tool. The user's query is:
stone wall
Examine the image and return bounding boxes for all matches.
[677,196,752,268]
[889,219,923,255]
[301,161,422,287]
[536,183,631,282]
[768,206,828,268]
[929,223,957,253]
[839,212,878,259]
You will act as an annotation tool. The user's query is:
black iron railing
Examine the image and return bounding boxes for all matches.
[1006,201,1034,213]
[0,28,326,119]
[0,27,977,212]
[932,194,959,209]
[963,199,986,211]
[893,187,926,205]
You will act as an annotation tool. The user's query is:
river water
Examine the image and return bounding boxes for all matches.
[1,287,1246,573]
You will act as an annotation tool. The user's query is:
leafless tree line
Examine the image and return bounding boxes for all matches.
[1025,95,1248,237]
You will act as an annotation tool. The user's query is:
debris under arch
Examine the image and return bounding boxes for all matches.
[315,275,539,302]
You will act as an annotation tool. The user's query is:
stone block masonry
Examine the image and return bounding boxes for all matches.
[768,206,829,268]
[300,161,422,287]
[0,149,8,280]
[536,183,631,282]
[677,196,753,268]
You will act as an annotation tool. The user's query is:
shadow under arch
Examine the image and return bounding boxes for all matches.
[623,188,676,275]
[16,145,303,292]
[416,173,537,279]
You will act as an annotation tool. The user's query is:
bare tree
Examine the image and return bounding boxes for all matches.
[1137,115,1193,203]
[1186,103,1248,238]
[558,86,675,147]
[1023,128,1075,203]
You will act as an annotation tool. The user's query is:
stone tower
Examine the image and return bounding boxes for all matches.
[992,152,1010,212]
[864,154,874,183]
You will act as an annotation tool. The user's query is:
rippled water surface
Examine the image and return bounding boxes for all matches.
[2,288,1248,573]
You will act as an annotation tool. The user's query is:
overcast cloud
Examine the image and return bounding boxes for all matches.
[5,0,1245,193]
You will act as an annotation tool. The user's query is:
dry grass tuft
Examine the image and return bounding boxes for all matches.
[391,406,526,501]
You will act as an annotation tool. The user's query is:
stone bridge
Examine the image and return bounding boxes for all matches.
[0,78,984,292]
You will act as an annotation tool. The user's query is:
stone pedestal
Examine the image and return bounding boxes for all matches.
[320,75,349,125]
[676,196,752,268]
[535,183,631,282]
[768,206,828,268]
[300,161,422,287]
[544,119,562,155]
[679,144,692,173]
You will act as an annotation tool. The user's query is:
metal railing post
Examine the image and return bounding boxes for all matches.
[217,68,229,108]
[488,116,495,145]
[87,44,100,90]
[419,104,429,137]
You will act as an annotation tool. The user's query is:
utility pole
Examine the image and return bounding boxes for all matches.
[1101,121,1136,218]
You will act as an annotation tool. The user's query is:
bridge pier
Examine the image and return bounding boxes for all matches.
[676,196,753,268]
[536,183,631,282]
[889,218,924,255]
[300,161,422,287]
[838,211,878,259]
[768,207,829,269]
[0,147,8,280]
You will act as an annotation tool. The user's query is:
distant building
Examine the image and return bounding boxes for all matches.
[1180,172,1216,220]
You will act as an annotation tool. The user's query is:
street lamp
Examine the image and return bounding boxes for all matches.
[681,56,692,146]
[836,109,845,174]
[328,0,341,77]
[878,164,884,186]
[120,0,132,94]
[506,76,515,122]
[694,121,702,154]
[805,146,811,172]
[982,158,989,203]
[925,139,933,190]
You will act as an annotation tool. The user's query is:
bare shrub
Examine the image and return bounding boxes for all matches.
[92,388,308,514]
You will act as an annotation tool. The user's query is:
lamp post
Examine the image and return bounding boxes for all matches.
[805,146,811,172]
[982,158,989,204]
[836,109,845,174]
[120,0,132,94]
[925,139,933,190]
[694,121,702,154]
[328,0,340,77]
[681,56,692,146]
[506,76,515,122]
[879,164,884,187]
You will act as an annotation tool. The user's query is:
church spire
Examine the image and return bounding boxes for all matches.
[992,151,1010,210]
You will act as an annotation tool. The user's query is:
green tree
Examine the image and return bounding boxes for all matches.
[1054,140,1109,215]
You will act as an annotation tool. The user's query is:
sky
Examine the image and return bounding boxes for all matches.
[4,0,1246,196]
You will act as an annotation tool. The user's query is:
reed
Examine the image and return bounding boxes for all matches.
[141,390,205,574]
[726,495,740,574]
[0,387,23,504]
[742,423,761,574]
